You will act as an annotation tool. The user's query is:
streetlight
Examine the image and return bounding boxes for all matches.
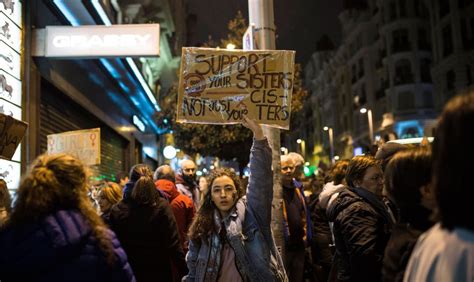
[226,43,236,50]
[360,107,374,144]
[324,126,335,164]
[296,139,305,158]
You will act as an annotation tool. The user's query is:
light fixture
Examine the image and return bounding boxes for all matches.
[296,139,302,144]
[360,108,367,114]
[163,145,177,159]
[226,43,236,50]
[334,155,340,161]
[323,126,329,131]
[304,162,310,166]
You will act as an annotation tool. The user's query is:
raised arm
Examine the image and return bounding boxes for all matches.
[241,116,273,227]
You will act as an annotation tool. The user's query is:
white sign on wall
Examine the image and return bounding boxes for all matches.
[0,70,21,106]
[0,12,21,51]
[0,158,20,187]
[0,40,20,79]
[0,0,22,28]
[44,24,160,58]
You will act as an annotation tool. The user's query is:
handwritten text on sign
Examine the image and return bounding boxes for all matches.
[47,128,101,165]
[177,48,295,129]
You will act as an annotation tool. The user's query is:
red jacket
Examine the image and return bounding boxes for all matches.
[155,179,195,253]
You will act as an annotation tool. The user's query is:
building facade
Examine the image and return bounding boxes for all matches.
[299,0,472,164]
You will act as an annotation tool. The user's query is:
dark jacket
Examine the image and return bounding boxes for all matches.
[327,188,393,282]
[0,210,135,282]
[108,197,186,282]
[382,206,432,282]
[309,193,334,267]
[155,179,195,253]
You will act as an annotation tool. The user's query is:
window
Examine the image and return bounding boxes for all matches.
[390,1,397,20]
[467,65,472,86]
[418,28,430,50]
[459,0,471,9]
[398,91,415,110]
[358,58,365,78]
[446,70,456,90]
[422,91,434,108]
[442,25,453,57]
[395,59,413,85]
[392,29,410,52]
[399,0,407,17]
[421,58,432,82]
[439,0,450,18]
[414,0,421,16]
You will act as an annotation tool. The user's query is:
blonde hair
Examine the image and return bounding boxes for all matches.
[98,182,122,206]
[9,154,117,265]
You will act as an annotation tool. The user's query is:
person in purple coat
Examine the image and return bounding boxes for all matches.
[0,153,136,282]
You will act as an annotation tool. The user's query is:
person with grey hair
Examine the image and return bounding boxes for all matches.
[281,154,312,282]
[154,165,195,254]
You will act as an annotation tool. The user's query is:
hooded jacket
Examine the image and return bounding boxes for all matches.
[155,179,195,253]
[0,210,135,282]
[327,188,393,282]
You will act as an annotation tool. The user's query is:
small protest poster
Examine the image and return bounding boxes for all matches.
[0,113,27,160]
[177,47,295,129]
[47,128,101,165]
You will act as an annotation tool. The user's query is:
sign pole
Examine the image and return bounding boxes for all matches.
[248,0,286,260]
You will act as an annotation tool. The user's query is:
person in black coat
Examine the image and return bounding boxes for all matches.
[382,147,434,282]
[108,164,186,282]
[327,156,394,282]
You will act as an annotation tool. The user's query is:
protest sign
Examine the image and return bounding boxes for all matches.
[47,128,101,165]
[177,47,295,129]
[0,113,27,160]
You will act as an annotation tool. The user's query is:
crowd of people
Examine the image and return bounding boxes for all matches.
[0,93,472,281]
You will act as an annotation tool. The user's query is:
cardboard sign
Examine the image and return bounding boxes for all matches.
[177,47,295,129]
[0,113,27,160]
[47,128,101,165]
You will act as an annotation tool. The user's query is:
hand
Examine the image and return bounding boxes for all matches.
[242,115,265,140]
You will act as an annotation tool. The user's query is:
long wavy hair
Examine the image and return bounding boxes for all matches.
[7,153,117,265]
[188,168,243,241]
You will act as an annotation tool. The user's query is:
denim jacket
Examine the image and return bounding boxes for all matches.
[184,138,288,282]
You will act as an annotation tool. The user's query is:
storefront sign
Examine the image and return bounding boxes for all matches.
[47,128,101,165]
[177,47,295,129]
[44,24,160,58]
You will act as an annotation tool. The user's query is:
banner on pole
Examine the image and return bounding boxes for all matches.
[177,47,295,130]
[47,128,101,165]
[0,113,27,160]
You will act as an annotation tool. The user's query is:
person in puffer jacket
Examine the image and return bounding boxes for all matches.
[0,153,135,282]
[327,156,394,282]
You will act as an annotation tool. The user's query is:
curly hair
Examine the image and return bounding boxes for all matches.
[330,159,350,185]
[0,179,11,213]
[8,154,117,265]
[188,168,243,241]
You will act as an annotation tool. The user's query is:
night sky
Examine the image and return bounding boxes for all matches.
[187,0,343,64]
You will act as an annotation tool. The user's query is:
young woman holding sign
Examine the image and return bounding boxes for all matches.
[184,116,287,282]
